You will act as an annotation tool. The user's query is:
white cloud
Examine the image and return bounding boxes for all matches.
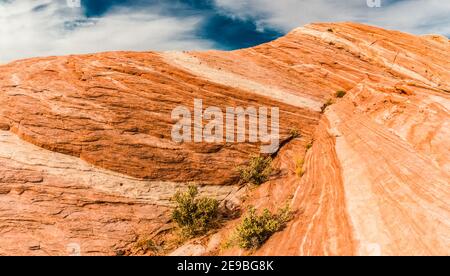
[1,0,449,63]
[0,0,213,63]
[215,0,450,36]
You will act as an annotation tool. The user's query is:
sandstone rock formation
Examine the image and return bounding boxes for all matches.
[0,22,448,255]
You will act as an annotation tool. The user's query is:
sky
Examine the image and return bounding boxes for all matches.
[0,0,449,63]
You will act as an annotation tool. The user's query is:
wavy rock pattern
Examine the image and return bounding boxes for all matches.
[0,22,449,255]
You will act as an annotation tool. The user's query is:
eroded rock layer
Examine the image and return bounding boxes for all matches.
[0,22,449,255]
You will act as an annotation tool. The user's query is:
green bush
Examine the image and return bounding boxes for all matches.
[172,185,219,238]
[238,155,272,185]
[335,90,347,98]
[233,206,292,250]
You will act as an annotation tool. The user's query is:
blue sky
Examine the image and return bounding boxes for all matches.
[0,0,449,62]
[79,0,282,49]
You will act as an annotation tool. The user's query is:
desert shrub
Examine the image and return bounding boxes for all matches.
[289,128,300,138]
[335,90,347,98]
[233,206,292,250]
[238,155,272,185]
[295,158,305,177]
[321,99,334,113]
[135,237,159,253]
[172,185,219,238]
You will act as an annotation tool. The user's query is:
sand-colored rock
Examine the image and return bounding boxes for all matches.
[0,22,449,255]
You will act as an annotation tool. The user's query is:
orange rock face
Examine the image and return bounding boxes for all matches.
[0,22,449,255]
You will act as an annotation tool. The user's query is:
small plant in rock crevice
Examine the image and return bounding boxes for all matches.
[289,128,301,139]
[295,158,305,177]
[321,99,335,113]
[335,90,347,98]
[237,155,273,185]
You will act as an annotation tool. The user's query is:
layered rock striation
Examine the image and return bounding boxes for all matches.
[0,22,448,255]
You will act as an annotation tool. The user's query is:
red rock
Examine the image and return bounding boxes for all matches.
[0,22,449,255]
